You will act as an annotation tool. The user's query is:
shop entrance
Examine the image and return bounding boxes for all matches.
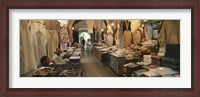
[79,32,91,49]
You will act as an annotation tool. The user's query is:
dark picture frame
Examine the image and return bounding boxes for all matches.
[0,0,199,97]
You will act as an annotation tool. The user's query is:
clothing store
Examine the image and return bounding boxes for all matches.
[20,20,180,77]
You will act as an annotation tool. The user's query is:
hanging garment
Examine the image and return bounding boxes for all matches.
[46,30,59,59]
[60,30,69,50]
[45,20,59,30]
[107,34,113,47]
[106,24,114,47]
[115,28,120,48]
[94,20,102,32]
[123,20,132,47]
[32,30,47,66]
[158,20,180,47]
[20,20,37,75]
[124,30,132,47]
[87,20,94,33]
[130,20,142,33]
[132,29,142,44]
[144,22,153,40]
[66,26,73,43]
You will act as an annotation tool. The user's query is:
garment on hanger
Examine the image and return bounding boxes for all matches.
[106,24,113,47]
[123,20,132,47]
[46,30,59,59]
[67,27,73,42]
[20,20,37,75]
[115,28,120,48]
[144,22,153,40]
[32,30,47,66]
[158,20,180,47]
[87,20,94,33]
[45,20,59,31]
[94,20,103,32]
[130,20,142,33]
[133,29,142,44]
[107,34,113,47]
[60,30,69,50]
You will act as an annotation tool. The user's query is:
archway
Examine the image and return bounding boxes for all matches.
[79,32,91,48]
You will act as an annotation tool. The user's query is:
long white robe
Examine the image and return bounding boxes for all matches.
[20,20,37,75]
[32,31,47,65]
[46,30,59,59]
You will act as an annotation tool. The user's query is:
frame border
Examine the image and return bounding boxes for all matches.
[1,0,199,97]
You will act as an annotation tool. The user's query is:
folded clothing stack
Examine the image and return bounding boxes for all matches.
[143,55,151,63]
[151,55,162,65]
[122,62,143,77]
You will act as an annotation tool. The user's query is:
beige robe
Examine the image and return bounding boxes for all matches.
[107,34,113,47]
[133,29,141,44]
[87,20,94,33]
[158,20,180,47]
[46,30,59,59]
[130,20,142,33]
[123,30,132,47]
[20,20,37,75]
[45,20,59,30]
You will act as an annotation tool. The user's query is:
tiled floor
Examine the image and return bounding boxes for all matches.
[81,50,117,77]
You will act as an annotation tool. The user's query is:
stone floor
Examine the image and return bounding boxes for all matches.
[81,49,116,77]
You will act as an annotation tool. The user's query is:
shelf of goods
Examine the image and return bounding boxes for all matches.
[109,53,127,76]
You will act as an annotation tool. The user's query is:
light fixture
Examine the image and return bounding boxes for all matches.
[101,29,104,32]
[72,27,74,30]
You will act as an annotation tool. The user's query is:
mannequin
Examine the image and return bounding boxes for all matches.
[20,20,37,75]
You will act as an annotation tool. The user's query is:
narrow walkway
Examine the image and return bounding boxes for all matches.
[81,50,116,77]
